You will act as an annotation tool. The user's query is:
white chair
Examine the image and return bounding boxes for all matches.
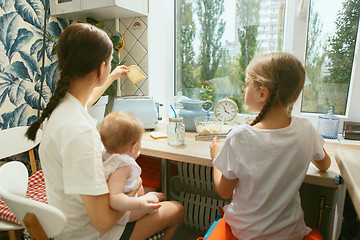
[0,161,66,240]
[0,126,42,240]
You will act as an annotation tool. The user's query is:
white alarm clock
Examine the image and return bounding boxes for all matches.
[214,98,238,123]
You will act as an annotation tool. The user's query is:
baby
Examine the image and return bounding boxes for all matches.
[98,111,164,225]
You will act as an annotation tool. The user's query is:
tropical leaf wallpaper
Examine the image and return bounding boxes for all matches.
[0,0,70,130]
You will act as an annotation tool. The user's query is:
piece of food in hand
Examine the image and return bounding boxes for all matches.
[128,65,145,84]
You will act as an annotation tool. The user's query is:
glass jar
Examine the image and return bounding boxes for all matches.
[317,106,340,139]
[167,117,185,146]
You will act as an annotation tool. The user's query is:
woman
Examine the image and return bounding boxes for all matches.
[26,23,184,240]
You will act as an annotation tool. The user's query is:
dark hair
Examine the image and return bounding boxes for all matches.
[26,23,113,141]
[246,52,305,126]
[98,112,144,154]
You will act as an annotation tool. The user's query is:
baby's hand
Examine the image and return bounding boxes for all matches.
[141,192,165,203]
[138,197,161,214]
[147,192,165,202]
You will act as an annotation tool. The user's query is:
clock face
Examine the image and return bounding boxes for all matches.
[214,99,238,123]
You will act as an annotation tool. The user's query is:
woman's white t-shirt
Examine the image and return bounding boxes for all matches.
[213,117,325,240]
[39,93,125,240]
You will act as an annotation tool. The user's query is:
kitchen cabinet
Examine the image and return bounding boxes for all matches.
[49,0,148,21]
[140,124,360,240]
[335,148,360,239]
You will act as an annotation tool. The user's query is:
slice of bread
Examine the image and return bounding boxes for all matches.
[128,65,145,84]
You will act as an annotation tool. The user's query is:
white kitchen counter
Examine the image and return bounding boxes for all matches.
[141,124,358,189]
[335,148,360,216]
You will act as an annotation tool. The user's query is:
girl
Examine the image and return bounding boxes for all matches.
[209,52,331,240]
[26,23,184,240]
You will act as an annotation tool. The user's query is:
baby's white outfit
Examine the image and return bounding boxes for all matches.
[213,117,325,240]
[103,151,142,225]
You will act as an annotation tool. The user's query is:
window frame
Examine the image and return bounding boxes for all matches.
[148,0,360,130]
[285,0,360,129]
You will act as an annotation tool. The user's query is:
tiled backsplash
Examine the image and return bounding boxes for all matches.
[105,17,148,97]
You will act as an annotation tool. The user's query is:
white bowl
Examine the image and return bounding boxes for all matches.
[194,116,222,135]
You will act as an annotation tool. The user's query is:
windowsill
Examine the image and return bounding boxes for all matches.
[325,135,360,146]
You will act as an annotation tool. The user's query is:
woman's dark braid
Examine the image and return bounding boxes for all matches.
[25,72,71,141]
[250,88,277,126]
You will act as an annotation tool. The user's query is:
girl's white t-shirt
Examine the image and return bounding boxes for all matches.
[39,93,125,240]
[213,117,325,240]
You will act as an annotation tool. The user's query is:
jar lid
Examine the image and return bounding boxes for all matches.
[174,91,190,109]
[169,117,183,122]
[319,106,339,120]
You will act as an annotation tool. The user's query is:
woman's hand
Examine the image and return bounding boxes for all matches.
[87,65,129,106]
[209,137,222,160]
[109,65,129,79]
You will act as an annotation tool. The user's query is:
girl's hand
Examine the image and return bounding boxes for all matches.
[209,137,222,160]
[110,65,129,79]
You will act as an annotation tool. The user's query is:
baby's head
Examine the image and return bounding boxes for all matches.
[99,112,144,155]
[245,52,305,125]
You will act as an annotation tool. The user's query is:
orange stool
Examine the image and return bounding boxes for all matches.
[137,156,177,190]
[197,215,236,240]
[198,215,323,240]
[304,228,323,240]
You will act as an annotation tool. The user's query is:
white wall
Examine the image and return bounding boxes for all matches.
[148,0,174,120]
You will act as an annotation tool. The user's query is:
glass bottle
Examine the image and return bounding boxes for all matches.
[317,107,340,139]
[167,117,185,146]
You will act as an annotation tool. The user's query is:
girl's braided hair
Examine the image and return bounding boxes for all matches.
[26,23,113,141]
[246,52,305,126]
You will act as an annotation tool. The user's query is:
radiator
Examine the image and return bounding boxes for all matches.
[170,162,230,231]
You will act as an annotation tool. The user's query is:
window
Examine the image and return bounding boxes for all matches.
[301,0,359,115]
[175,0,286,113]
[148,0,360,125]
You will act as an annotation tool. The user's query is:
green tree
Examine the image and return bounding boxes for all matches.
[214,49,231,78]
[306,9,326,89]
[237,0,260,70]
[176,0,200,96]
[326,0,360,84]
[277,3,286,51]
[302,6,327,108]
[228,0,260,107]
[196,0,225,82]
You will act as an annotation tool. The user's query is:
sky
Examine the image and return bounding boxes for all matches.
[314,0,343,36]
[222,0,236,43]
[191,0,346,53]
[220,0,344,43]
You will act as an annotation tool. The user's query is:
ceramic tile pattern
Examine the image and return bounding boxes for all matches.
[105,17,148,97]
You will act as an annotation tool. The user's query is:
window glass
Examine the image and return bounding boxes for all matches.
[175,0,286,113]
[302,0,360,115]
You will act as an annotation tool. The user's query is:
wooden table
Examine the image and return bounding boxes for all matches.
[141,124,346,192]
[335,148,360,216]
